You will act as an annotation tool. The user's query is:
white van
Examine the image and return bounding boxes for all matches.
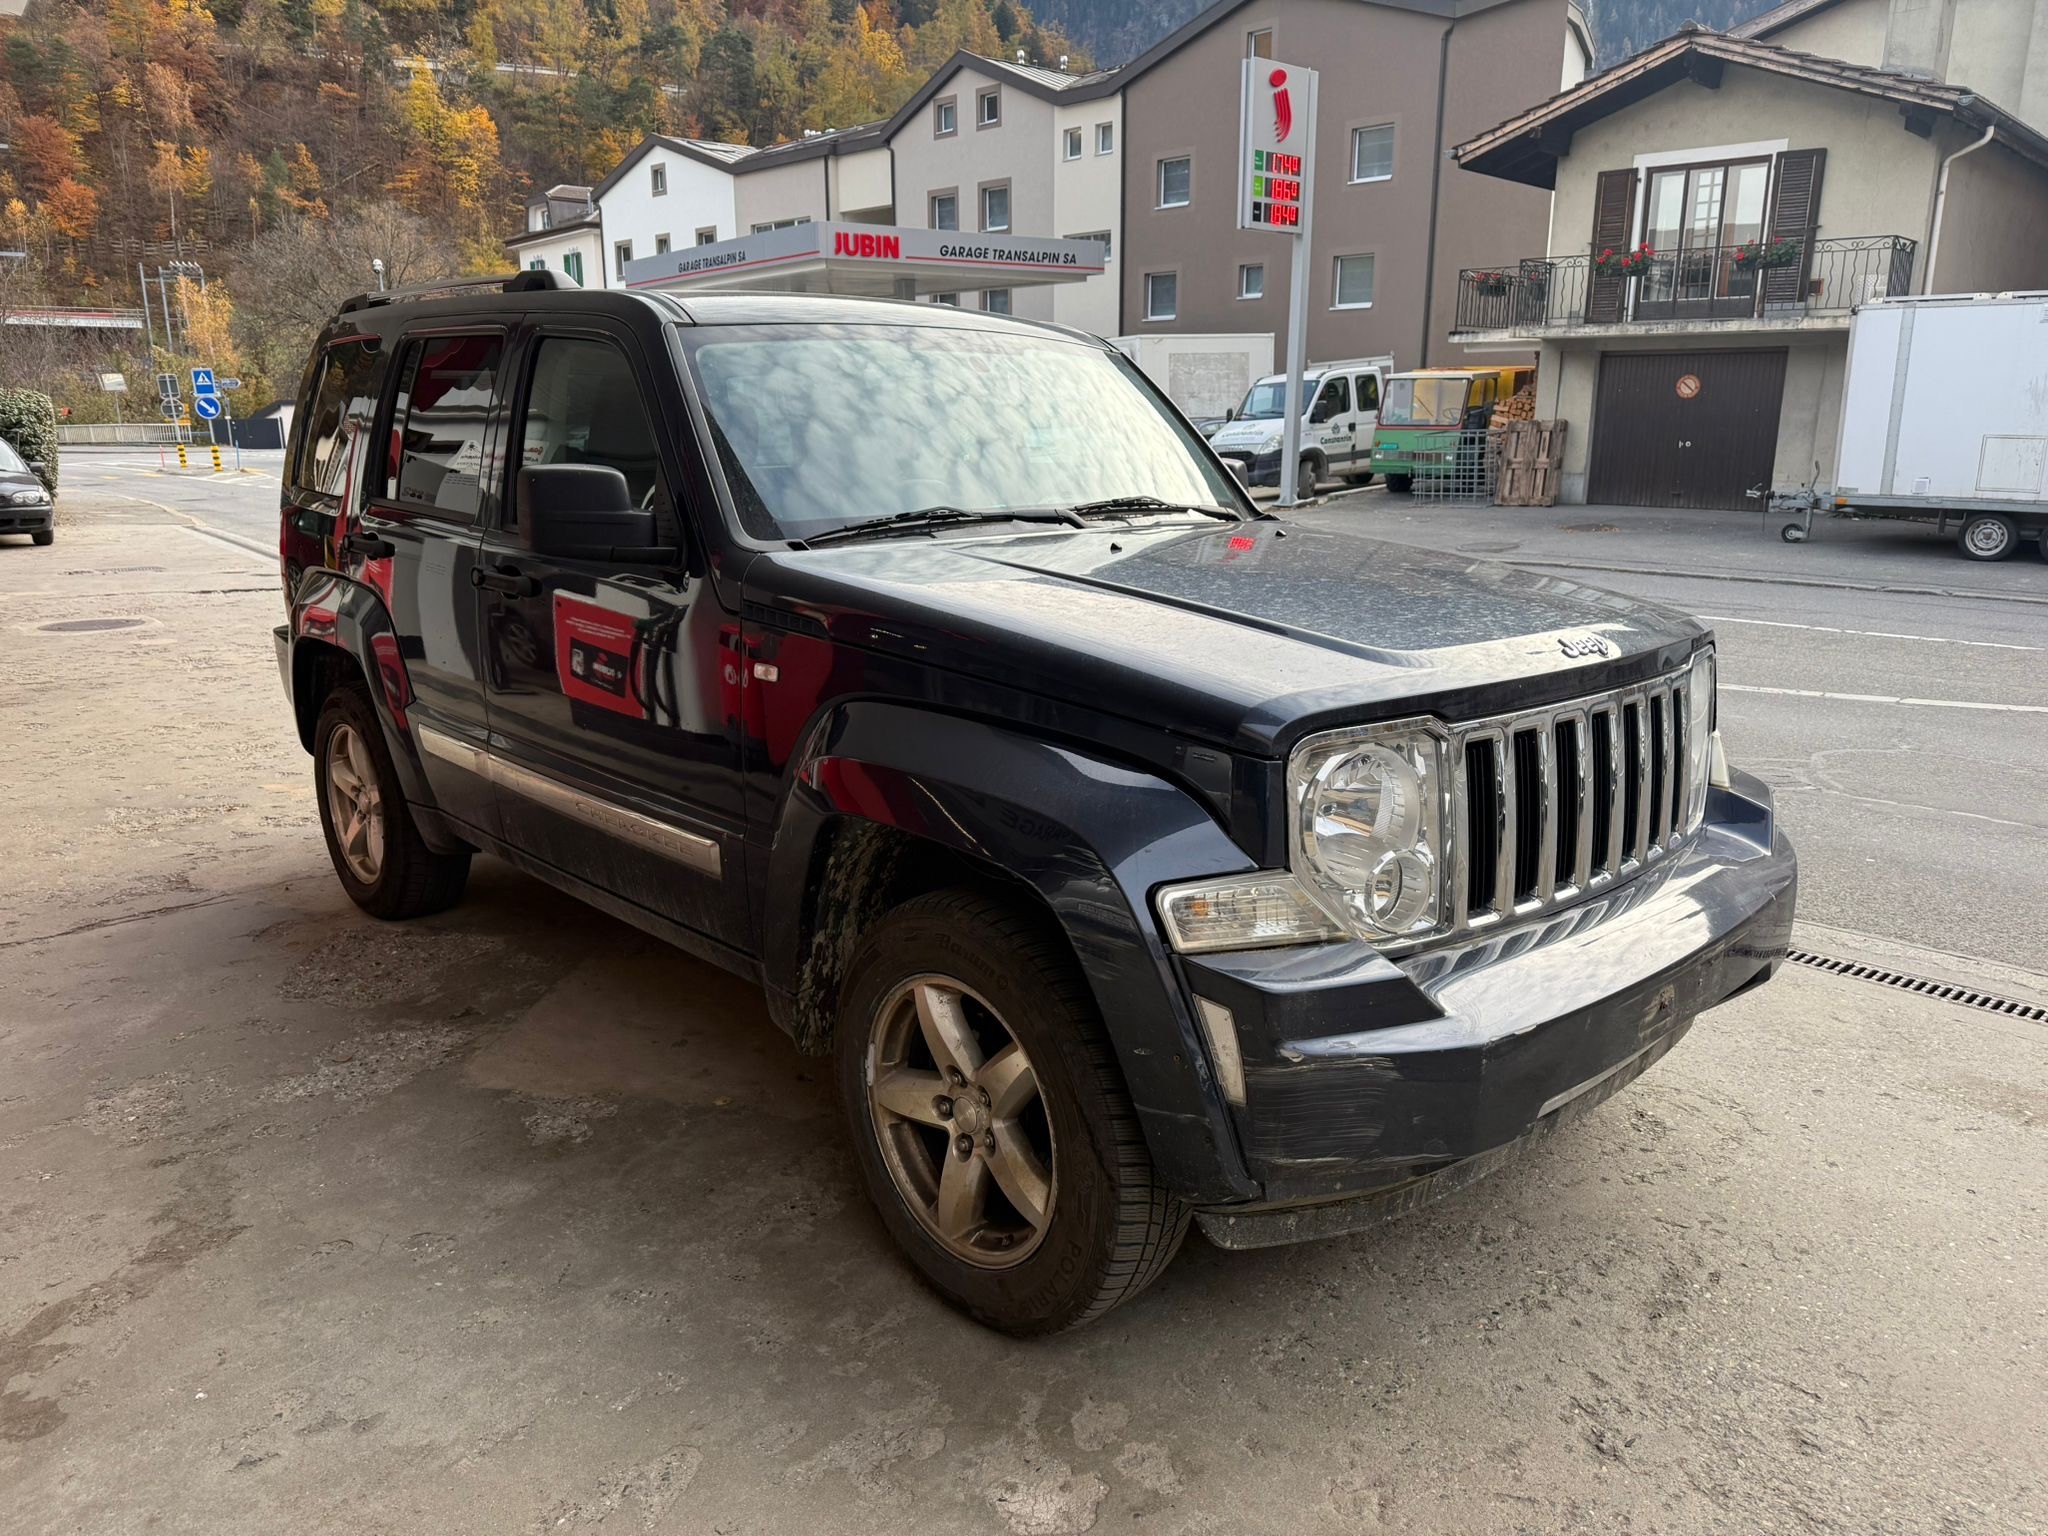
[1207,356,1391,490]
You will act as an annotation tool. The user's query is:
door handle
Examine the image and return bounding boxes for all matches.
[342,531,395,560]
[471,562,541,597]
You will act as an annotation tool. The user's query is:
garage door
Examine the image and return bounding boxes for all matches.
[1587,350,1787,510]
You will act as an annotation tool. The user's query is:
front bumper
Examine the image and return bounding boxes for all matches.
[0,502,54,533]
[1184,771,1796,1246]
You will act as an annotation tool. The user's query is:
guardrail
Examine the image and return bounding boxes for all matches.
[1454,235,1917,332]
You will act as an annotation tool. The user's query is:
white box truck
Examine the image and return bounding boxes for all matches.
[1827,292,2048,561]
[1110,333,1275,428]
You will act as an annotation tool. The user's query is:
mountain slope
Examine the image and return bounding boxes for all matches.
[1030,0,1786,69]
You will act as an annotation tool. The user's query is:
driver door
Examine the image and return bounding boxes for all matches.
[475,318,748,948]
[1312,375,1353,470]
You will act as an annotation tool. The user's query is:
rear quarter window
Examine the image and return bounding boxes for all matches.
[386,334,504,522]
[293,340,385,504]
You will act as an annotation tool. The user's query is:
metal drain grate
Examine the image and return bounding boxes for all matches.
[1787,949,2048,1023]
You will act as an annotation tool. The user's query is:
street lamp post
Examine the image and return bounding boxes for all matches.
[372,257,387,292]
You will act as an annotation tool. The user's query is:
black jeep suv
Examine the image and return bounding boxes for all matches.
[275,276,1795,1334]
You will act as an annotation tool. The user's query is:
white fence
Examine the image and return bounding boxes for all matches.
[56,424,195,445]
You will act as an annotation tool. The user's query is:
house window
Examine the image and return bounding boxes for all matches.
[696,227,717,245]
[1097,122,1114,155]
[528,257,546,271]
[1158,156,1191,208]
[933,293,961,306]
[1068,229,1111,260]
[563,251,583,285]
[935,98,957,137]
[614,240,633,278]
[1333,253,1375,309]
[982,289,1013,315]
[1064,127,1083,160]
[654,234,670,255]
[980,184,1010,232]
[930,192,959,231]
[1352,124,1395,183]
[978,87,1001,127]
[650,163,667,196]
[1238,263,1264,299]
[751,217,811,233]
[1248,28,1273,58]
[1639,157,1772,310]
[1144,272,1177,321]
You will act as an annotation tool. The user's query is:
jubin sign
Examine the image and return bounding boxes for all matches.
[1237,58,1320,507]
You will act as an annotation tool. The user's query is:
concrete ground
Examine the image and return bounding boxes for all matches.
[2,459,2044,1534]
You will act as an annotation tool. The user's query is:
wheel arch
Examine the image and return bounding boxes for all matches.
[763,699,1263,1204]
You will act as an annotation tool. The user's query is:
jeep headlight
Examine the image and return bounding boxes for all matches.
[1288,720,1449,942]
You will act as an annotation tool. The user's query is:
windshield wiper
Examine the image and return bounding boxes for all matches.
[1066,495,1246,522]
[801,504,1085,546]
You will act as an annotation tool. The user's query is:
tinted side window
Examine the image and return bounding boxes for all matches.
[389,334,503,521]
[295,340,383,501]
[513,337,668,534]
[1356,374,1379,412]
[1318,377,1350,416]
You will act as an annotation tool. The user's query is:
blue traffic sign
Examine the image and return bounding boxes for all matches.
[190,367,217,396]
[193,393,222,421]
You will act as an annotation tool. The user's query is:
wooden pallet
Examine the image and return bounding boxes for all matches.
[1494,420,1568,507]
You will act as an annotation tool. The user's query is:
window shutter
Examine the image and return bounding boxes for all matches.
[1586,168,1638,323]
[1763,148,1826,306]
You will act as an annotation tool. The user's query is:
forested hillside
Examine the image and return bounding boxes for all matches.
[0,0,1081,406]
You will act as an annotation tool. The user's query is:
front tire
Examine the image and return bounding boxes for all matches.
[1386,472,1413,495]
[313,685,470,920]
[1958,513,2017,561]
[30,529,53,546]
[834,889,1189,1335]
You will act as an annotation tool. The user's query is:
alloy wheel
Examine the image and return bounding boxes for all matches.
[324,721,386,884]
[866,975,1055,1269]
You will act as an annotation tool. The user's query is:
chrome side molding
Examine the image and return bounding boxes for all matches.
[416,724,722,878]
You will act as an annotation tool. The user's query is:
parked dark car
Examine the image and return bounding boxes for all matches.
[0,435,55,546]
[274,277,1796,1334]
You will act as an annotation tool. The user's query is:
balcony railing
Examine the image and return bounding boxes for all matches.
[1454,235,1917,332]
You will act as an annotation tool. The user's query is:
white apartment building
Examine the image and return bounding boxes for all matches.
[504,51,1125,336]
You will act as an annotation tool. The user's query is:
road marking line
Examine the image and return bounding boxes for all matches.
[1700,614,2042,652]
[1723,683,2048,714]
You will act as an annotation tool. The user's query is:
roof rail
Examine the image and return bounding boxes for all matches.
[338,269,579,314]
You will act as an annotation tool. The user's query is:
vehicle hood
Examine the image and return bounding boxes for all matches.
[749,521,1704,755]
[0,467,46,495]
[1209,418,1287,450]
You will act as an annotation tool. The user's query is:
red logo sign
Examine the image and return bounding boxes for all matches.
[833,231,903,260]
[1270,68,1292,141]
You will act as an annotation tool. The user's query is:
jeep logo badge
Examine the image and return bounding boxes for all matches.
[1558,634,1614,660]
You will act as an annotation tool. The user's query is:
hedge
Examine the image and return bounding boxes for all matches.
[0,389,58,494]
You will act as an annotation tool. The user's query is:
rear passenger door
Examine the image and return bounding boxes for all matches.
[475,318,748,950]
[354,328,508,837]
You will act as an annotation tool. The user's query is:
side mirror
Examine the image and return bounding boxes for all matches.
[518,464,659,559]
[28,460,49,476]
[1310,401,1336,424]
[1225,407,1237,421]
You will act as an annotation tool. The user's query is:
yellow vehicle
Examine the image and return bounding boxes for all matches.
[1369,365,1535,492]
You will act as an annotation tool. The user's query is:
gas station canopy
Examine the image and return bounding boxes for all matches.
[620,221,1107,299]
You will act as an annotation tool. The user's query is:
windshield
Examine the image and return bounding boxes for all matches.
[0,438,26,473]
[1236,379,1309,420]
[682,322,1243,542]
[1381,376,1471,427]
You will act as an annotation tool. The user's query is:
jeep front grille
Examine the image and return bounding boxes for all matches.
[1450,669,1699,932]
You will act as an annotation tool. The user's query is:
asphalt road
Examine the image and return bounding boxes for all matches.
[3,464,2042,1534]
[1294,489,2048,969]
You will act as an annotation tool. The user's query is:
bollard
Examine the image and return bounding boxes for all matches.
[176,441,188,469]
[210,443,223,473]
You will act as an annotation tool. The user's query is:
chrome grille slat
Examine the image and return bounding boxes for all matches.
[1445,666,1704,938]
